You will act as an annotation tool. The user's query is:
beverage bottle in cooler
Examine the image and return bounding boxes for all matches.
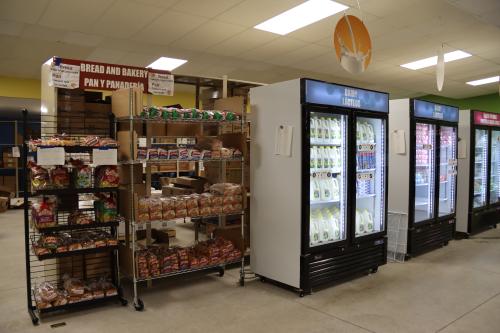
[317,118,323,143]
[320,208,334,241]
[330,118,337,142]
[332,177,339,201]
[355,209,364,235]
[310,147,316,171]
[317,146,324,169]
[310,210,321,245]
[310,117,317,143]
[322,118,330,142]
[363,209,374,233]
[322,147,329,171]
[320,175,331,202]
[310,175,316,201]
[331,209,340,240]
[312,178,321,201]
[328,147,335,169]
[366,123,374,143]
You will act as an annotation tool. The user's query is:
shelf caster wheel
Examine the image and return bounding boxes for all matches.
[444,241,449,246]
[239,277,245,286]
[299,291,305,298]
[31,316,39,326]
[120,297,128,306]
[134,299,144,311]
[370,267,378,274]
[260,276,266,283]
[218,268,225,277]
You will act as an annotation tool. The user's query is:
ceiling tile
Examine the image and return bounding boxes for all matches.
[237,37,307,61]
[0,0,49,24]
[21,24,65,42]
[172,0,245,18]
[62,31,104,47]
[0,19,25,37]
[92,0,164,38]
[87,48,128,63]
[216,0,303,27]
[117,52,157,67]
[169,20,246,51]
[269,44,332,67]
[38,0,114,31]
[133,10,208,46]
[131,0,178,8]
[206,29,277,56]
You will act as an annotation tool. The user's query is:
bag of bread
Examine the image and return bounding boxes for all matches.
[185,195,198,209]
[149,198,162,220]
[188,207,200,217]
[50,166,70,188]
[200,206,211,216]
[29,162,50,190]
[199,193,212,208]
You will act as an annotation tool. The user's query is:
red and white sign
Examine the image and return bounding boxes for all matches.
[474,111,500,127]
[49,57,173,95]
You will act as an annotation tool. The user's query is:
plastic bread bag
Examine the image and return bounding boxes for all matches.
[211,195,223,206]
[148,148,159,160]
[185,195,198,209]
[31,196,57,228]
[95,165,119,188]
[68,210,93,225]
[222,204,234,215]
[94,193,117,223]
[50,166,70,188]
[173,197,187,210]
[158,148,168,160]
[37,281,58,303]
[199,206,212,216]
[63,275,85,296]
[199,193,212,208]
[187,207,200,217]
[52,289,69,306]
[223,195,235,205]
[70,159,92,188]
[149,198,162,220]
[161,197,175,211]
[137,148,147,160]
[175,208,187,218]
[138,197,150,214]
[29,161,50,190]
[163,209,176,220]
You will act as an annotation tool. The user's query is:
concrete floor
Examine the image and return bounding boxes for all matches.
[1,209,500,333]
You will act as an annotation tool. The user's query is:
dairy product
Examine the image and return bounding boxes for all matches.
[363,209,374,233]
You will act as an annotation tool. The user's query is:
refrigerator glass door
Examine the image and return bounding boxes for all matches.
[473,129,488,208]
[490,130,500,204]
[355,117,385,237]
[414,123,436,223]
[438,126,457,216]
[309,112,347,247]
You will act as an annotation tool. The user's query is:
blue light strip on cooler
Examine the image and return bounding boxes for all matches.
[304,79,389,113]
[413,99,459,122]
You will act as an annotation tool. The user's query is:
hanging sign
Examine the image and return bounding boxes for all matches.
[413,100,458,122]
[49,57,172,95]
[436,45,445,92]
[473,111,500,127]
[37,147,65,166]
[148,72,174,96]
[92,148,117,166]
[49,63,80,89]
[333,15,372,74]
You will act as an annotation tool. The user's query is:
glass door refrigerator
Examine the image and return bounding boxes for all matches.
[456,111,500,236]
[389,99,458,258]
[250,79,388,296]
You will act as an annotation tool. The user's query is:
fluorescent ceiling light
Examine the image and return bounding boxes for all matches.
[466,76,500,86]
[401,50,472,70]
[147,57,187,71]
[254,0,348,35]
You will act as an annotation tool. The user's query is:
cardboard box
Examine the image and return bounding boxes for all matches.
[0,197,9,212]
[0,185,14,199]
[170,176,207,193]
[118,184,146,221]
[86,102,111,114]
[2,176,16,193]
[214,96,244,115]
[111,87,143,118]
[58,100,86,112]
[214,224,249,251]
[162,185,194,196]
[119,164,143,184]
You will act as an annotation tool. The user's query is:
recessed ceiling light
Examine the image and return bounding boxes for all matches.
[466,76,500,86]
[254,0,348,35]
[147,57,187,71]
[401,50,472,70]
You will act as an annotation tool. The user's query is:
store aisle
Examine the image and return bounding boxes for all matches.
[1,209,500,333]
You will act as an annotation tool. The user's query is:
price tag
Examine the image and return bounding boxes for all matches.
[422,144,433,150]
[148,72,174,96]
[358,144,375,152]
[357,172,373,181]
[199,161,205,171]
[12,146,20,158]
[448,159,457,166]
[136,224,144,231]
[138,138,147,148]
[92,148,117,166]
[37,147,65,165]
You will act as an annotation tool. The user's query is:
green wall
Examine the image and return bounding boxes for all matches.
[419,93,500,113]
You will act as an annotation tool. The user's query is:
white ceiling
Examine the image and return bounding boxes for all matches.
[0,0,499,98]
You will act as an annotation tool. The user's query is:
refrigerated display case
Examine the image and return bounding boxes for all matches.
[389,99,458,257]
[456,111,500,235]
[250,79,388,296]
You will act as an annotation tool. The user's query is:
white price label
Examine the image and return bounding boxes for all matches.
[358,144,375,152]
[92,148,117,166]
[138,138,147,148]
[357,172,374,181]
[422,144,433,150]
[37,147,65,165]
[49,63,80,89]
[199,161,205,171]
[148,72,174,96]
[12,146,20,158]
[448,159,457,166]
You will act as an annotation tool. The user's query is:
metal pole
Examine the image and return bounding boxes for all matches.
[14,120,19,198]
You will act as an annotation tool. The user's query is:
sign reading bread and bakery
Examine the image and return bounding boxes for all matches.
[48,57,174,96]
